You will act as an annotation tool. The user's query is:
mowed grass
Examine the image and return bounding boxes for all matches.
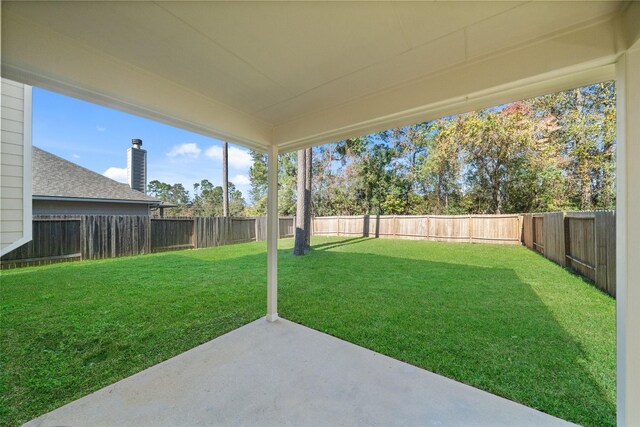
[1,237,615,426]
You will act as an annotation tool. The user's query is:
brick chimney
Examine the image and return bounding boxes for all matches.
[127,139,147,193]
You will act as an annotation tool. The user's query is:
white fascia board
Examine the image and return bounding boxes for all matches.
[274,17,620,152]
[1,11,274,152]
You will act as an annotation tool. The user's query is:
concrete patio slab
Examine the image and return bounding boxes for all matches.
[26,318,575,427]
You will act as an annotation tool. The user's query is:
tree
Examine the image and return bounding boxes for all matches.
[248,150,268,212]
[304,148,312,251]
[192,179,245,217]
[247,150,297,216]
[148,180,191,216]
[278,152,297,216]
[294,149,307,256]
[532,82,616,210]
[417,119,464,214]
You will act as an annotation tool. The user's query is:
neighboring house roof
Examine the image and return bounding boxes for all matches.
[32,147,160,204]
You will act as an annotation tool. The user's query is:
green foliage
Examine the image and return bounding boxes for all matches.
[532,81,616,210]
[248,150,268,209]
[246,151,297,216]
[148,178,246,217]
[299,82,616,216]
[192,179,245,217]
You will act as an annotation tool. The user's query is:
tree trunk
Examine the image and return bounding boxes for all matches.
[304,148,312,252]
[294,149,307,256]
[222,142,229,217]
[579,163,593,210]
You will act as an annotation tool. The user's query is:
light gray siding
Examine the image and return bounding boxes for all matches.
[33,200,150,216]
[1,78,32,255]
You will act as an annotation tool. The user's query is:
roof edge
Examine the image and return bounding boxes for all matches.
[33,195,160,205]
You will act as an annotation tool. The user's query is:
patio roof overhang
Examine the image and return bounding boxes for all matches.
[1,1,636,152]
[2,2,640,425]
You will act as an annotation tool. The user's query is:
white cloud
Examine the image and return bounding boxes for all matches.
[205,145,253,169]
[96,126,107,132]
[166,142,201,159]
[103,167,128,183]
[72,154,80,159]
[231,174,251,185]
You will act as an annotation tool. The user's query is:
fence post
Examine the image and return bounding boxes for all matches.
[80,216,86,260]
[393,215,398,239]
[192,218,197,248]
[468,215,473,243]
[564,214,571,269]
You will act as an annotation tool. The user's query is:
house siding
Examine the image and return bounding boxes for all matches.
[33,200,150,216]
[1,78,31,255]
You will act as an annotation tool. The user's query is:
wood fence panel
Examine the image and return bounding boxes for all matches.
[565,215,596,282]
[543,212,565,266]
[312,216,340,236]
[229,218,256,243]
[279,217,294,238]
[429,216,470,242]
[253,216,294,241]
[82,216,150,259]
[151,218,194,252]
[254,216,267,242]
[340,216,367,236]
[533,216,545,254]
[522,214,533,248]
[595,211,616,296]
[396,216,429,239]
[375,216,397,238]
[470,215,521,244]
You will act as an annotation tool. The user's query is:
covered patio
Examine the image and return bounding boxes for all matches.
[25,318,573,427]
[1,1,639,425]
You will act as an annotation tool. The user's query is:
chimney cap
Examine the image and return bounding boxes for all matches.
[132,138,143,147]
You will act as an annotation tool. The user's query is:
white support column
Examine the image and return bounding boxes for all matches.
[616,47,640,427]
[266,144,279,322]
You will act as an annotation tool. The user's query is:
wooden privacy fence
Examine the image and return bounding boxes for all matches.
[312,214,523,244]
[1,215,294,268]
[522,211,616,297]
[2,213,616,297]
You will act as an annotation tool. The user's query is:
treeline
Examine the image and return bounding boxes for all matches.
[148,179,246,217]
[249,81,615,216]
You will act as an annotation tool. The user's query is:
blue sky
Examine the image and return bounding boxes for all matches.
[32,87,254,199]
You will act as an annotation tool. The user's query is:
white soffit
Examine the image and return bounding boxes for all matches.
[1,1,635,152]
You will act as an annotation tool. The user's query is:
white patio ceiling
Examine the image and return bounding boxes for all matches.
[1,1,636,152]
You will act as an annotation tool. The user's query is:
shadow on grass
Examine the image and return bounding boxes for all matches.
[1,243,615,427]
[311,237,373,251]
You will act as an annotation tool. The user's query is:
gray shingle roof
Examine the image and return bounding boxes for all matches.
[32,147,159,204]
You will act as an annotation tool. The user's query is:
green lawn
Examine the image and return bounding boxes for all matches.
[1,237,615,426]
